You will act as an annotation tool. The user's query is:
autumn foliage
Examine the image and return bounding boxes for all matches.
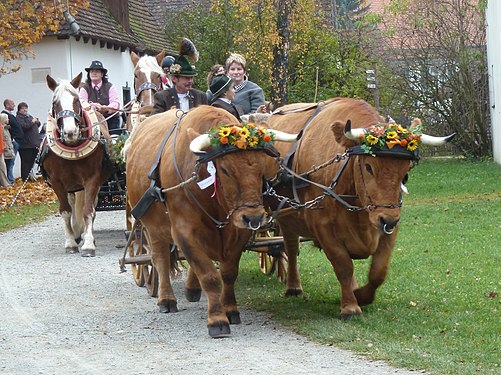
[0,0,89,75]
[0,177,57,212]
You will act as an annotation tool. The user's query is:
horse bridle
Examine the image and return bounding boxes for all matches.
[135,81,159,99]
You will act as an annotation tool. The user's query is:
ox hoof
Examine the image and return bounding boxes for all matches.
[81,249,96,257]
[226,311,241,325]
[285,288,303,297]
[208,323,231,338]
[340,305,363,320]
[158,299,178,313]
[185,288,202,302]
[65,247,79,254]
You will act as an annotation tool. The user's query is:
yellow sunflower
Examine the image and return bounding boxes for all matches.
[386,131,398,141]
[248,136,259,147]
[218,127,231,137]
[366,134,379,145]
[239,127,250,138]
[407,139,419,151]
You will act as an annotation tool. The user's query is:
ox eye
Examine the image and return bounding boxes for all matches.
[365,164,373,174]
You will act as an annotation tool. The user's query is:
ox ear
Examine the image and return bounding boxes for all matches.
[131,51,140,66]
[331,120,357,148]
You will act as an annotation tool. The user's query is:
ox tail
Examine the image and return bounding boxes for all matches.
[70,191,86,241]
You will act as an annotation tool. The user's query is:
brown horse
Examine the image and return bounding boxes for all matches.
[41,73,112,257]
[126,51,165,131]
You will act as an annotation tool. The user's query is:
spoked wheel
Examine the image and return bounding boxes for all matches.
[140,226,159,298]
[254,223,288,283]
[126,198,144,287]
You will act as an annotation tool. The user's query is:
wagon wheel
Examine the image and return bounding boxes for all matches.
[126,199,145,287]
[140,226,159,298]
[256,224,288,283]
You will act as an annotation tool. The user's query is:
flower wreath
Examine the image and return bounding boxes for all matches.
[360,122,422,156]
[169,64,182,75]
[208,123,275,150]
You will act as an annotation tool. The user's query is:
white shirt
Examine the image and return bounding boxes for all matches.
[177,93,189,112]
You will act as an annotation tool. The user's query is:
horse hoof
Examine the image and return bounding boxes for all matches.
[208,323,231,338]
[226,311,241,325]
[65,247,79,254]
[81,249,96,257]
[158,299,178,313]
[185,288,202,302]
[285,288,303,297]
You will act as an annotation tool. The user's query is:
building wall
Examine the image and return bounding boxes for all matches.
[0,36,136,178]
[486,1,501,164]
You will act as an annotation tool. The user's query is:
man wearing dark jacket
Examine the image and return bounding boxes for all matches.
[2,98,24,183]
[151,55,207,114]
[16,102,41,181]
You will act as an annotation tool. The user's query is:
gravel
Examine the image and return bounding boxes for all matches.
[0,210,419,375]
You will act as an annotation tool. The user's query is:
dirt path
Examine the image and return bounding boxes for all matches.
[0,211,418,375]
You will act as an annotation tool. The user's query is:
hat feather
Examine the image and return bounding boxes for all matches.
[179,38,199,62]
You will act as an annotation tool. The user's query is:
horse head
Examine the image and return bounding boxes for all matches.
[131,51,165,115]
[47,73,84,145]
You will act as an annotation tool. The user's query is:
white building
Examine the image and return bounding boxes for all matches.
[0,0,172,177]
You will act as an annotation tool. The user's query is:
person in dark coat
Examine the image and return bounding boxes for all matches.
[152,39,207,114]
[2,98,24,183]
[16,102,40,181]
[209,75,242,122]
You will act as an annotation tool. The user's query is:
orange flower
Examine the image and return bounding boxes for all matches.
[400,139,408,147]
[220,137,228,144]
[263,134,272,143]
[386,140,399,149]
[230,126,238,134]
[234,137,247,149]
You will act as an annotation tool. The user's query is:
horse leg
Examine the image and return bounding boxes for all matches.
[52,184,79,253]
[69,191,85,243]
[80,182,100,257]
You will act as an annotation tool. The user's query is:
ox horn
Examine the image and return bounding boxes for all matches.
[344,120,367,140]
[421,132,456,146]
[271,130,299,142]
[190,134,211,154]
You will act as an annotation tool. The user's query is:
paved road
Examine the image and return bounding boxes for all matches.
[0,211,419,375]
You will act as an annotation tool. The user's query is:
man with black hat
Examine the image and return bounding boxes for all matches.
[151,55,207,114]
[79,60,122,130]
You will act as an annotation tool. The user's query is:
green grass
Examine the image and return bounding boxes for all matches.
[237,159,501,374]
[0,203,57,232]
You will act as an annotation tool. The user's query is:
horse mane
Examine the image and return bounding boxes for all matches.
[53,79,79,103]
[137,55,164,76]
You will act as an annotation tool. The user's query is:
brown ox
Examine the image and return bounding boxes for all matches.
[267,97,454,318]
[126,105,296,337]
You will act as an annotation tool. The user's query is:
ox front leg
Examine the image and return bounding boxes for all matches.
[219,254,243,325]
[324,250,362,319]
[181,247,230,338]
[281,229,303,296]
[150,239,178,313]
[354,239,394,306]
[185,266,202,302]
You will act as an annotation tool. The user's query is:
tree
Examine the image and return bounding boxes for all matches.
[375,0,489,158]
[163,0,375,107]
[0,0,89,76]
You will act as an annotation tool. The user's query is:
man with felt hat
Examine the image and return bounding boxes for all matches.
[209,75,242,122]
[152,39,207,114]
[79,60,122,130]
